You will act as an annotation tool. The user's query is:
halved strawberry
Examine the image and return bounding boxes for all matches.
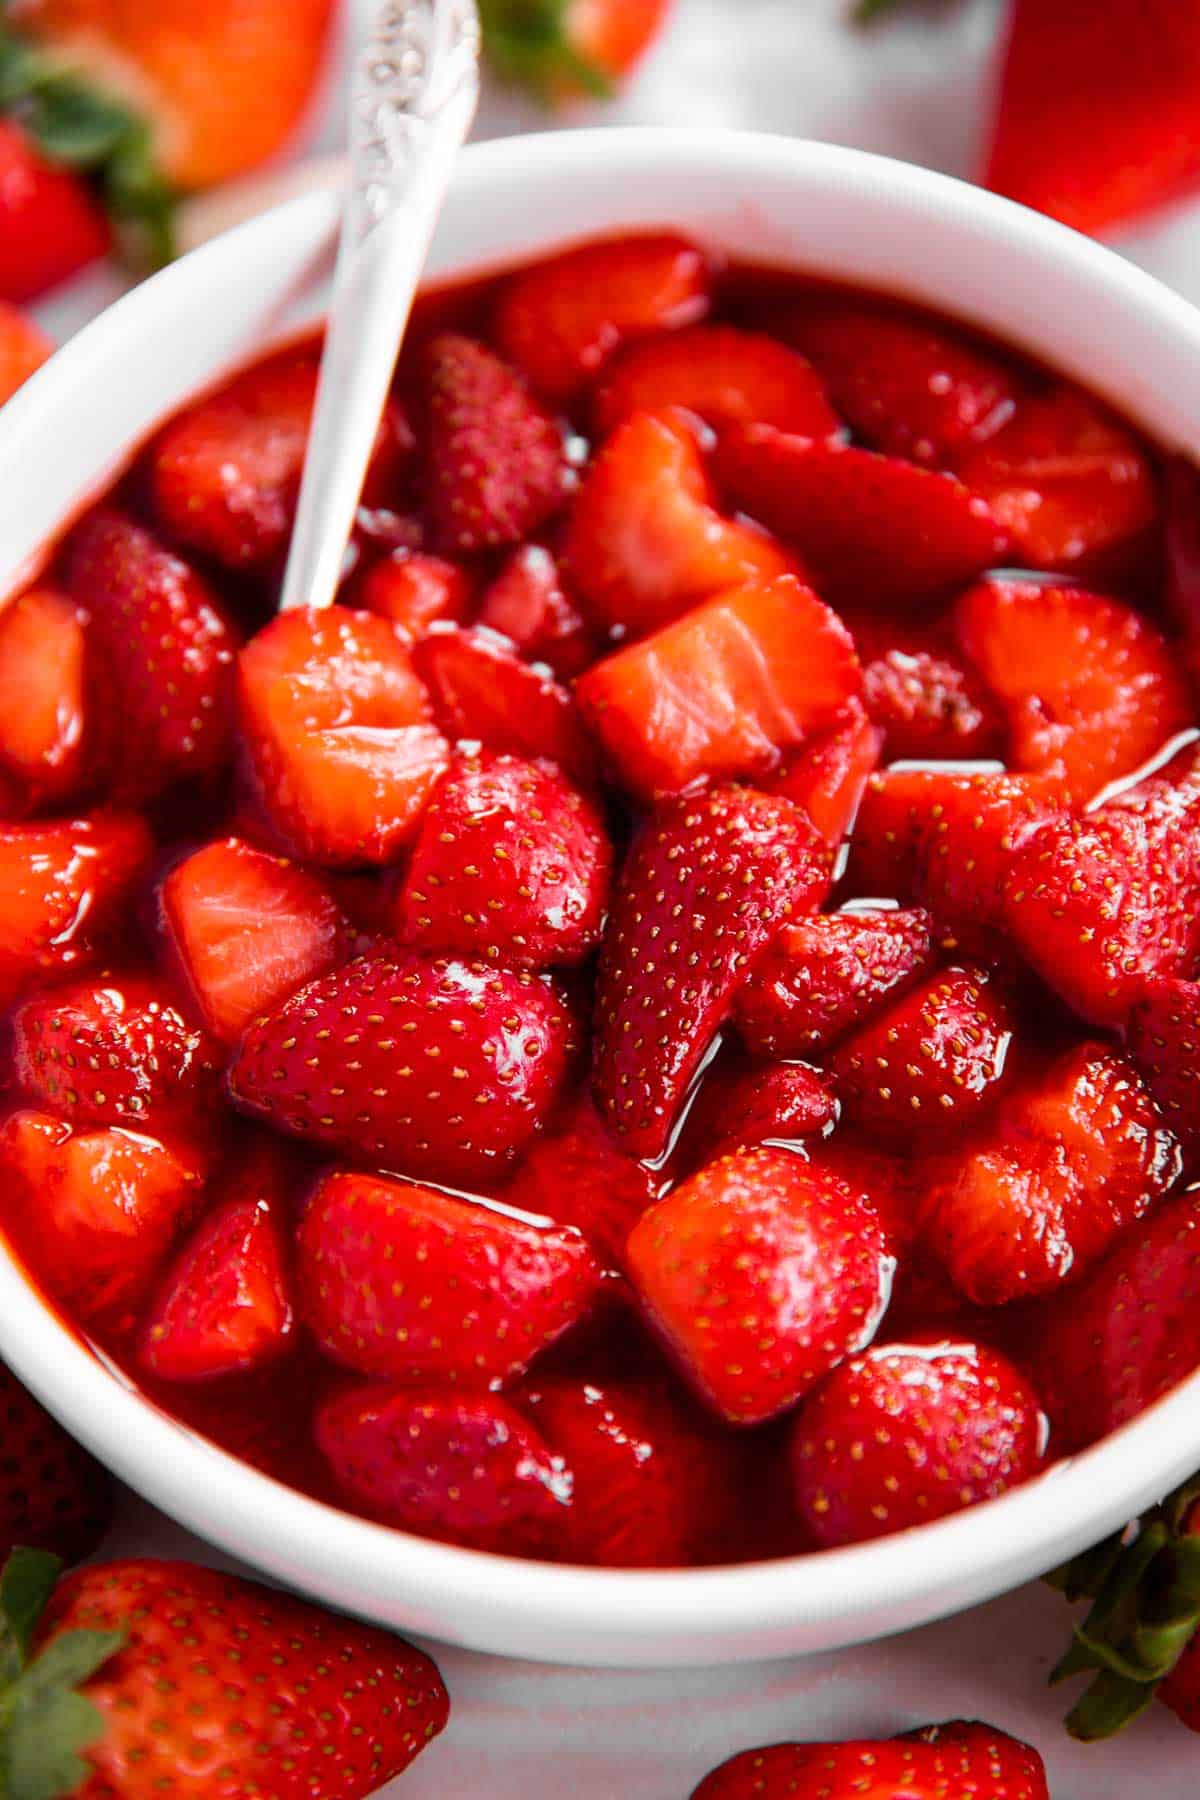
[0,587,89,808]
[955,579,1192,801]
[477,545,598,678]
[761,702,883,846]
[918,1043,1180,1305]
[227,946,579,1183]
[627,1146,893,1425]
[593,786,831,1159]
[692,1724,1049,1800]
[0,812,152,1008]
[236,605,449,866]
[297,1167,601,1384]
[159,836,347,1044]
[499,1090,660,1270]
[734,907,937,1059]
[493,232,711,403]
[716,426,1009,611]
[358,550,474,639]
[592,325,840,440]
[563,410,791,638]
[1127,977,1200,1167]
[850,613,1005,763]
[575,575,862,800]
[395,749,612,967]
[689,1060,838,1164]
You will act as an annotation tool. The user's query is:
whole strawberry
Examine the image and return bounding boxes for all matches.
[0,1365,111,1568]
[692,1718,1049,1798]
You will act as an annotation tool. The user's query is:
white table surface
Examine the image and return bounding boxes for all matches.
[33,0,1200,1792]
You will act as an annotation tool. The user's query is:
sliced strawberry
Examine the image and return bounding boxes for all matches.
[593,786,831,1159]
[297,1168,601,1384]
[592,325,840,440]
[0,300,52,404]
[955,579,1192,801]
[236,605,449,866]
[576,575,862,800]
[850,613,1006,763]
[734,907,937,1059]
[358,550,474,638]
[690,1061,838,1164]
[227,946,579,1184]
[395,749,612,967]
[0,587,89,807]
[1127,976,1200,1168]
[477,545,598,679]
[492,232,712,403]
[627,1146,893,1424]
[500,1090,660,1270]
[692,1725,1049,1800]
[918,1043,1181,1305]
[716,426,1009,611]
[0,119,109,303]
[562,410,791,638]
[761,701,883,846]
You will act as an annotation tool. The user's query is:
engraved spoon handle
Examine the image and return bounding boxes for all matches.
[279,0,480,614]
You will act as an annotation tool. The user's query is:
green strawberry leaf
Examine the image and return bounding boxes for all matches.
[0,1552,62,1670]
[478,0,613,101]
[23,77,132,166]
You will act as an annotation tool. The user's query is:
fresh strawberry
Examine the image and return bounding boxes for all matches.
[67,509,238,803]
[0,1363,112,1566]
[690,1060,839,1163]
[235,605,448,866]
[761,701,883,846]
[692,1723,1049,1800]
[627,1146,893,1424]
[0,118,109,302]
[592,325,840,440]
[500,1090,660,1269]
[956,578,1191,800]
[593,786,831,1158]
[734,906,937,1059]
[297,1167,600,1385]
[851,614,1005,763]
[918,1043,1181,1305]
[0,586,89,807]
[562,410,791,637]
[227,945,580,1183]
[716,426,1009,611]
[359,548,474,638]
[477,544,598,678]
[426,333,567,554]
[158,835,347,1044]
[831,966,1017,1144]
[0,299,52,402]
[480,0,670,102]
[576,575,862,800]
[1127,977,1200,1167]
[493,232,711,403]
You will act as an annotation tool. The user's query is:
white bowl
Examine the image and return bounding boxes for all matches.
[3,129,1200,1668]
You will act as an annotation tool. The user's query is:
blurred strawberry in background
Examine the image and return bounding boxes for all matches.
[0,299,51,402]
[479,0,672,101]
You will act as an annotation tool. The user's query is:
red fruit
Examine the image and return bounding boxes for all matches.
[426,333,567,554]
[227,946,579,1183]
[1128,977,1200,1167]
[235,605,449,866]
[576,575,862,800]
[592,325,840,440]
[0,1362,112,1565]
[481,0,670,101]
[691,1060,838,1163]
[852,614,1005,763]
[0,586,89,806]
[716,426,1009,611]
[830,966,1017,1145]
[359,549,474,637]
[692,1723,1049,1799]
[593,786,831,1158]
[919,1043,1181,1305]
[493,232,711,403]
[627,1146,893,1425]
[735,906,937,1059]
[395,749,612,967]
[1165,454,1200,668]
[791,1336,1046,1547]
[762,702,883,846]
[563,410,791,638]
[0,119,109,303]
[500,1090,660,1269]
[297,1167,600,1385]
[956,579,1191,801]
[477,544,597,678]
[159,836,347,1044]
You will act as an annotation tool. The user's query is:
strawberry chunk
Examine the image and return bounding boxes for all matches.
[734,907,937,1058]
[227,946,579,1183]
[0,587,89,807]
[562,411,791,638]
[716,426,1009,611]
[236,605,449,866]
[493,232,711,403]
[627,1146,893,1424]
[593,786,831,1159]
[1127,976,1200,1167]
[592,325,840,440]
[395,750,612,967]
[296,1168,600,1384]
[477,545,598,679]
[500,1091,660,1270]
[0,813,153,1008]
[850,613,1005,763]
[761,702,883,846]
[919,1043,1181,1304]
[576,575,862,800]
[690,1061,838,1163]
[358,550,474,638]
[159,836,347,1044]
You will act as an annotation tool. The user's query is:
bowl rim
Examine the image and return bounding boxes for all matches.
[5,125,1200,1667]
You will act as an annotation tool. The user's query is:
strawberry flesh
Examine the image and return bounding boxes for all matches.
[760,701,883,845]
[477,544,598,678]
[592,324,841,440]
[0,587,89,808]
[358,549,474,638]
[689,1060,839,1163]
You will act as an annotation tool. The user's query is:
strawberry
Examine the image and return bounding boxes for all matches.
[1166,454,1200,674]
[297,1167,601,1385]
[480,0,670,103]
[851,614,1005,763]
[426,333,568,554]
[592,325,841,441]
[1127,976,1200,1167]
[781,301,1018,467]
[395,749,612,968]
[689,1060,839,1163]
[0,1363,112,1566]
[158,835,347,1044]
[715,426,1009,611]
[477,544,597,678]
[562,410,791,638]
[493,232,711,404]
[0,119,109,302]
[918,1043,1181,1305]
[235,605,449,866]
[626,1146,893,1424]
[0,299,52,402]
[227,945,580,1183]
[791,1335,1045,1548]
[593,786,831,1158]
[955,578,1191,801]
[761,701,883,846]
[500,1090,660,1269]
[0,586,89,807]
[576,575,862,800]
[830,966,1017,1145]
[692,1723,1049,1799]
[734,906,937,1059]
[67,509,238,803]
[359,548,474,638]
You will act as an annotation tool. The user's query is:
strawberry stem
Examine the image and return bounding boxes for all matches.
[478,0,614,101]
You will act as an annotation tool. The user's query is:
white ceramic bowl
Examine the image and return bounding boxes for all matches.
[3,129,1200,1668]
